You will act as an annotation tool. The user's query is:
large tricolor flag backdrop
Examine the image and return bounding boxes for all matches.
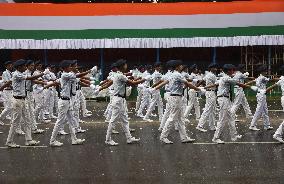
[0,0,283,49]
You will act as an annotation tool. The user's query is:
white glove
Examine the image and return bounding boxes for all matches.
[90,77,96,81]
[43,69,50,75]
[144,75,152,80]
[280,76,284,80]
[260,89,266,95]
[148,87,155,94]
[199,87,206,95]
[37,87,44,94]
[90,84,96,90]
[244,72,249,76]
[192,79,198,83]
[129,70,133,73]
[91,66,98,73]
[93,88,101,96]
[250,86,258,92]
[90,81,96,85]
[46,81,53,85]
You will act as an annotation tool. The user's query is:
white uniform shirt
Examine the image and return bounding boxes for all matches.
[33,70,43,93]
[24,69,33,92]
[112,71,128,97]
[169,71,187,96]
[152,70,163,84]
[204,71,217,90]
[162,70,173,92]
[60,72,77,99]
[276,77,284,96]
[12,70,27,97]
[256,74,269,90]
[217,73,237,97]
[107,71,117,96]
[2,69,13,89]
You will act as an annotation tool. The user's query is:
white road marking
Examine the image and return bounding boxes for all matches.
[0,146,48,149]
[193,142,281,145]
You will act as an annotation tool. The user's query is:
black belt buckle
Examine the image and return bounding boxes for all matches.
[60,97,70,100]
[170,94,182,97]
[114,94,125,98]
[13,96,25,99]
[217,95,229,98]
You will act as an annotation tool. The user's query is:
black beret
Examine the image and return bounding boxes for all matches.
[35,60,42,65]
[166,60,174,68]
[171,60,183,68]
[256,65,267,72]
[115,59,127,67]
[190,64,198,70]
[237,64,246,70]
[279,65,284,72]
[14,59,26,68]
[26,60,34,65]
[223,64,236,70]
[4,61,13,66]
[60,60,72,68]
[208,63,218,69]
[110,63,117,69]
[154,62,162,67]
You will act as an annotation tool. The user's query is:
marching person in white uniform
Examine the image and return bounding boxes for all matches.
[143,62,163,122]
[97,59,146,146]
[231,64,253,121]
[153,60,205,144]
[6,59,45,148]
[249,66,274,131]
[196,63,218,132]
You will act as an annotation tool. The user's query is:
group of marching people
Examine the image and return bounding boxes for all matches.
[99,59,284,145]
[0,58,283,148]
[0,59,95,148]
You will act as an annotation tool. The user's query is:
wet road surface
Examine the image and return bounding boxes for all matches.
[0,100,283,184]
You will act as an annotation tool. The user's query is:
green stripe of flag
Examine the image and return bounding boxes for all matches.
[0,26,283,39]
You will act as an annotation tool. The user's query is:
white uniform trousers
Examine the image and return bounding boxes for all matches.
[34,91,45,122]
[144,89,163,121]
[50,99,78,143]
[48,88,58,116]
[43,88,53,118]
[198,91,216,129]
[231,88,252,118]
[25,91,38,131]
[78,90,88,115]
[281,96,284,111]
[6,98,33,144]
[250,93,270,128]
[137,87,151,116]
[160,96,188,141]
[105,96,132,141]
[0,89,13,121]
[158,92,170,131]
[213,97,238,140]
[135,87,143,112]
[184,90,200,120]
[104,95,114,121]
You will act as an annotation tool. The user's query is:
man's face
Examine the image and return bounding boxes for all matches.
[6,64,13,71]
[27,64,35,71]
[17,65,26,72]
[36,64,42,70]
[210,67,217,73]
[176,65,183,72]
[228,69,235,76]
[70,64,78,72]
[122,64,128,72]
